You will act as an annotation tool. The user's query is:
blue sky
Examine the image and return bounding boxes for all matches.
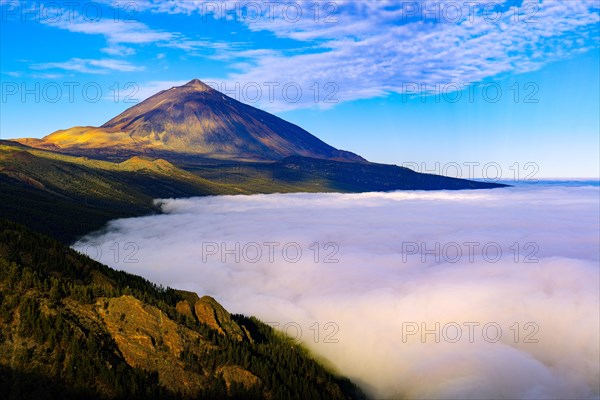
[1,0,599,178]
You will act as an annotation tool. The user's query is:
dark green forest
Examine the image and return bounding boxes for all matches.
[0,219,365,400]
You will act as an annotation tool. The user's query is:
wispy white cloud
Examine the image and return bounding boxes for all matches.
[30,73,64,79]
[31,58,144,74]
[101,45,136,57]
[49,17,173,44]
[33,6,239,63]
[41,11,175,57]
[162,39,242,57]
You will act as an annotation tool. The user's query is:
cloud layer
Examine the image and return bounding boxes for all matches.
[75,186,600,399]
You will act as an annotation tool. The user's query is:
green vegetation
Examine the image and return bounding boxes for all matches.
[0,141,238,243]
[183,155,508,193]
[0,140,505,244]
[0,219,365,399]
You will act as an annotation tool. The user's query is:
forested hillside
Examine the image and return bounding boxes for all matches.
[0,219,365,400]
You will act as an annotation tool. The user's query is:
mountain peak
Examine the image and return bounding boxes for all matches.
[34,79,365,162]
[183,79,212,91]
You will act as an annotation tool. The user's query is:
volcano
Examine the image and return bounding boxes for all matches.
[18,79,364,162]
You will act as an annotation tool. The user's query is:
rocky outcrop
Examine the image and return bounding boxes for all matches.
[175,291,250,342]
[98,295,206,396]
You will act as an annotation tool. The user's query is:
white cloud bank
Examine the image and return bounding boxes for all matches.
[75,186,600,399]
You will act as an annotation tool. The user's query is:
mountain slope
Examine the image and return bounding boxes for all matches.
[270,156,507,191]
[0,219,365,399]
[20,79,364,162]
[0,141,241,243]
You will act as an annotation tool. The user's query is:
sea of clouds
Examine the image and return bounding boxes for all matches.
[74,185,600,399]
